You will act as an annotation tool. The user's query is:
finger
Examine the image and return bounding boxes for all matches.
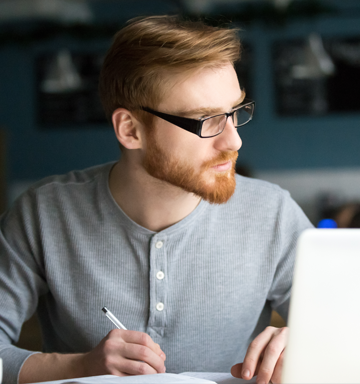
[120,330,165,358]
[118,359,158,376]
[231,361,262,380]
[231,363,243,378]
[256,328,287,384]
[254,362,261,376]
[121,342,166,373]
[155,343,166,360]
[241,327,280,379]
[105,330,166,373]
[269,350,285,384]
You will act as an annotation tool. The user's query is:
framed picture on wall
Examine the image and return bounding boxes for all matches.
[36,50,107,128]
[273,35,360,116]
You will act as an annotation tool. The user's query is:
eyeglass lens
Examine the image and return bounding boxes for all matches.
[201,104,254,138]
[232,104,254,127]
[202,115,227,137]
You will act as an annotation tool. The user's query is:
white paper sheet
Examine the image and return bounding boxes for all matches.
[180,372,257,384]
[26,371,257,384]
[28,373,216,384]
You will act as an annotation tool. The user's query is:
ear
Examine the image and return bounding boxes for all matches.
[112,108,144,150]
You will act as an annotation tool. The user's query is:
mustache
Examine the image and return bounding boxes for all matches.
[201,151,238,170]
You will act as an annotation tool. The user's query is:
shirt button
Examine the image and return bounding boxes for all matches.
[156,271,165,280]
[155,241,163,249]
[156,302,164,311]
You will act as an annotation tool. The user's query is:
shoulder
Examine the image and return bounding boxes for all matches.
[226,174,312,231]
[4,162,114,221]
[212,174,312,229]
[27,162,114,195]
[232,174,291,206]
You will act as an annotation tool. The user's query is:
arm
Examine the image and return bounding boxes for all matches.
[1,192,166,384]
[19,329,166,383]
[0,191,49,384]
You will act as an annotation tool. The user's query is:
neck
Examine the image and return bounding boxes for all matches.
[109,156,201,232]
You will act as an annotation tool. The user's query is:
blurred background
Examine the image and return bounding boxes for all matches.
[1,0,360,343]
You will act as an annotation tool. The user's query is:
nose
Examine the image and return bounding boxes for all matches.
[213,116,242,152]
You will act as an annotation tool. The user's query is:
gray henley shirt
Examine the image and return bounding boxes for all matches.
[0,162,312,384]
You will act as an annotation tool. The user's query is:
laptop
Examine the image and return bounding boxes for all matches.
[282,229,360,383]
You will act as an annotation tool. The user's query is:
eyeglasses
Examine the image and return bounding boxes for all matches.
[140,99,255,138]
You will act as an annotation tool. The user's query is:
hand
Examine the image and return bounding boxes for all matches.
[19,330,166,383]
[80,329,166,377]
[231,326,288,384]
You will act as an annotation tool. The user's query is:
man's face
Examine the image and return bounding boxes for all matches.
[142,63,243,204]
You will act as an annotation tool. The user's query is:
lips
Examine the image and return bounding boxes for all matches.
[211,161,232,171]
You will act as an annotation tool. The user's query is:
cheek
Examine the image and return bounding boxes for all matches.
[156,122,186,150]
[155,120,215,169]
[183,143,207,164]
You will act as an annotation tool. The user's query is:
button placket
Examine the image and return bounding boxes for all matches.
[147,235,167,336]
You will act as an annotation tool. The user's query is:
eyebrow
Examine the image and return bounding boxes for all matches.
[173,93,246,118]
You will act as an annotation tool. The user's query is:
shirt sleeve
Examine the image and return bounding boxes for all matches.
[266,191,313,323]
[0,190,49,384]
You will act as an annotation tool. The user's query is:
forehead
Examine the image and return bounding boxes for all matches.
[157,64,242,115]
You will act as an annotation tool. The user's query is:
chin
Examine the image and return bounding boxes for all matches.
[195,172,236,205]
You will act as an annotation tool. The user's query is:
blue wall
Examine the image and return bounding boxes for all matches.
[238,13,360,172]
[0,41,119,181]
[1,0,360,185]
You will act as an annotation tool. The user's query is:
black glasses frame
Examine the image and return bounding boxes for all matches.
[140,99,255,138]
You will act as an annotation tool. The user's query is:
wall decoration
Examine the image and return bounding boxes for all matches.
[273,35,360,116]
[36,50,107,128]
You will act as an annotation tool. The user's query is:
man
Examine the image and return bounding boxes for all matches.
[0,16,312,384]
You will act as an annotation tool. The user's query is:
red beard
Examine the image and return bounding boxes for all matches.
[143,132,238,204]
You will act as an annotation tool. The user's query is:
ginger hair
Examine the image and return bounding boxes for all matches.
[99,15,241,122]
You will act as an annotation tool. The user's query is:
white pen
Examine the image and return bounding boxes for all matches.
[102,306,127,330]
